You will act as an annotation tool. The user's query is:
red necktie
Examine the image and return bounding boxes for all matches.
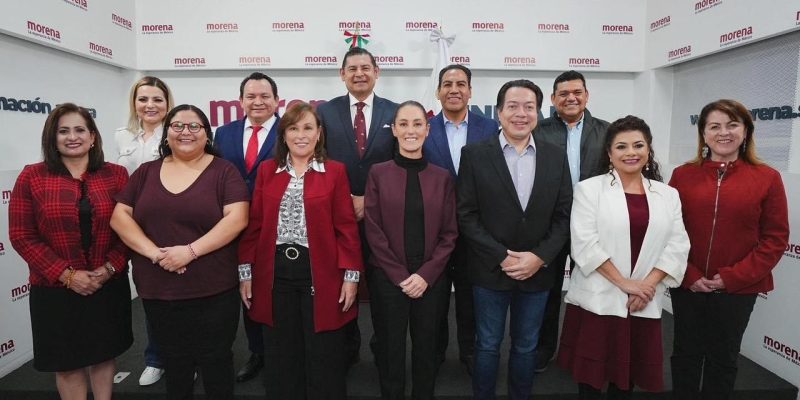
[354,102,367,158]
[244,125,263,172]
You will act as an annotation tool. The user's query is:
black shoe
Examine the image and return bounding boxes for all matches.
[459,354,474,377]
[534,351,553,373]
[236,353,264,383]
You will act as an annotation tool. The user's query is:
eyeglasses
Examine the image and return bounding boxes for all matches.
[169,122,205,133]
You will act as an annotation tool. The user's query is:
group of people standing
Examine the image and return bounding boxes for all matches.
[8,45,789,400]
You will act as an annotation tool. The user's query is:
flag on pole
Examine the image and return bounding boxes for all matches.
[421,27,455,119]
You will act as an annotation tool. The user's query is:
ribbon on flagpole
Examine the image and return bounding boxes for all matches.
[344,31,371,48]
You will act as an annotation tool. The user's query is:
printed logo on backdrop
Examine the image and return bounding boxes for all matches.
[2,189,11,205]
[0,339,16,359]
[239,56,271,67]
[568,57,600,68]
[405,21,438,32]
[338,21,371,32]
[763,335,800,367]
[89,42,113,59]
[650,16,671,32]
[796,11,799,25]
[758,291,769,300]
[785,242,800,260]
[27,21,61,43]
[375,55,405,67]
[695,0,722,14]
[206,23,239,33]
[720,26,752,48]
[208,99,327,127]
[504,56,536,68]
[601,24,634,35]
[174,57,206,68]
[667,45,692,62]
[0,96,52,115]
[304,55,338,67]
[141,24,174,35]
[472,22,505,32]
[273,22,305,32]
[450,56,471,66]
[112,13,132,31]
[63,0,87,11]
[0,241,5,256]
[11,283,30,303]
[689,105,800,125]
[538,23,569,33]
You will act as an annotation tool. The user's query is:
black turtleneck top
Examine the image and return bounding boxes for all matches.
[394,153,427,272]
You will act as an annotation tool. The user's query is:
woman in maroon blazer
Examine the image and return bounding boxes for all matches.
[238,102,362,400]
[365,100,459,400]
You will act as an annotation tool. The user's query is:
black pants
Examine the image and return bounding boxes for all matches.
[670,288,757,400]
[242,304,264,355]
[437,242,475,361]
[143,288,240,400]
[537,246,570,361]
[578,382,632,400]
[263,245,347,400]
[370,267,449,400]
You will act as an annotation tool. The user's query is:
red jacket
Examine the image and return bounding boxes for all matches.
[669,160,789,294]
[238,159,363,332]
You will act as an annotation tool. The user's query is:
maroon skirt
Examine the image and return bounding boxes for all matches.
[557,304,663,392]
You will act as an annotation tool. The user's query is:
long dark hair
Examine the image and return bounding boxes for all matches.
[690,99,761,165]
[596,115,663,183]
[42,103,105,175]
[159,104,219,158]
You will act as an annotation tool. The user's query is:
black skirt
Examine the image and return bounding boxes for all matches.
[29,276,133,372]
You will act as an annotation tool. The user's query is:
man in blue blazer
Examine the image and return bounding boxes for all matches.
[317,47,398,368]
[213,72,280,382]
[423,64,498,375]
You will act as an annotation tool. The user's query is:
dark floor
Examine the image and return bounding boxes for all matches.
[0,295,796,399]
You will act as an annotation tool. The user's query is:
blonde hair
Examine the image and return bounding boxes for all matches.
[126,76,173,133]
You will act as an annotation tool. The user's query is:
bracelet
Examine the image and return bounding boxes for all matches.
[187,243,198,260]
[238,264,252,282]
[104,262,116,276]
[343,269,360,283]
[64,267,76,289]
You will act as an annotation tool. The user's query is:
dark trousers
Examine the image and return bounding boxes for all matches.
[143,288,240,400]
[242,303,264,355]
[670,288,757,400]
[437,243,475,361]
[578,382,632,400]
[537,246,570,361]
[263,245,347,400]
[369,267,449,400]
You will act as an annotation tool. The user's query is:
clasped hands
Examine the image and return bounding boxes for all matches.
[64,266,113,296]
[688,274,725,293]
[501,250,545,281]
[149,245,194,274]
[620,279,656,313]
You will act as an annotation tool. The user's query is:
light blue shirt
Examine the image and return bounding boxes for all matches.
[564,116,584,186]
[444,113,469,174]
[499,131,536,210]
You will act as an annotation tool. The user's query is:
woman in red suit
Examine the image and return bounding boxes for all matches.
[238,102,363,400]
[669,99,789,400]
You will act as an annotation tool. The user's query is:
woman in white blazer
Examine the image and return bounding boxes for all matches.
[557,116,689,400]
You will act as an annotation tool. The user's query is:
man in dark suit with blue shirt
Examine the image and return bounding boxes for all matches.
[213,72,280,382]
[317,47,398,367]
[424,64,498,375]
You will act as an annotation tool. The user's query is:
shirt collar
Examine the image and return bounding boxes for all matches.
[498,130,536,154]
[245,115,277,132]
[134,124,163,140]
[276,157,326,174]
[444,111,469,127]
[349,92,375,108]
[558,113,585,129]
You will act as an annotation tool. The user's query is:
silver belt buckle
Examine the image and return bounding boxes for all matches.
[284,246,300,260]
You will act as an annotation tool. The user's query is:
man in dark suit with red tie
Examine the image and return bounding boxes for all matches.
[213,72,280,382]
[317,47,398,367]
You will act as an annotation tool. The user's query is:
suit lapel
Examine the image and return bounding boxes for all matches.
[487,137,523,211]
[232,119,247,174]
[365,96,387,156]
[429,114,456,174]
[257,115,280,163]
[335,96,359,155]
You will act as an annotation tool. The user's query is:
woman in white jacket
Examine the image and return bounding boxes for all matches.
[557,116,689,400]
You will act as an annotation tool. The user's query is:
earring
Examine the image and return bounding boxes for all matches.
[645,163,650,171]
[701,145,709,158]
[608,163,614,172]
[90,143,95,148]
[741,142,747,153]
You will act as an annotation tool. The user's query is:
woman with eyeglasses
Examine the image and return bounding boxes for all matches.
[9,103,132,400]
[111,104,249,400]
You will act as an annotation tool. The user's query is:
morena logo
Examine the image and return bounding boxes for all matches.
[472,22,504,32]
[141,24,174,34]
[695,0,722,14]
[650,16,671,32]
[375,55,404,66]
[174,57,206,68]
[2,189,11,204]
[538,23,569,33]
[239,56,271,67]
[206,22,238,33]
[568,57,600,68]
[690,105,800,125]
[601,24,634,34]
[208,99,328,127]
[504,56,536,67]
[304,55,338,67]
[450,56,471,65]
[89,42,112,59]
[764,336,800,366]
[0,339,15,358]
[11,283,30,302]
[338,21,371,31]
[668,45,692,61]
[785,242,800,260]
[405,21,438,32]
[272,21,305,32]
[796,11,799,24]
[720,26,752,47]
[63,0,87,11]
[27,21,61,43]
[111,13,132,30]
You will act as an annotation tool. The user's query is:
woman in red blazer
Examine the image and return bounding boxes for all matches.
[364,101,459,400]
[238,102,362,400]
